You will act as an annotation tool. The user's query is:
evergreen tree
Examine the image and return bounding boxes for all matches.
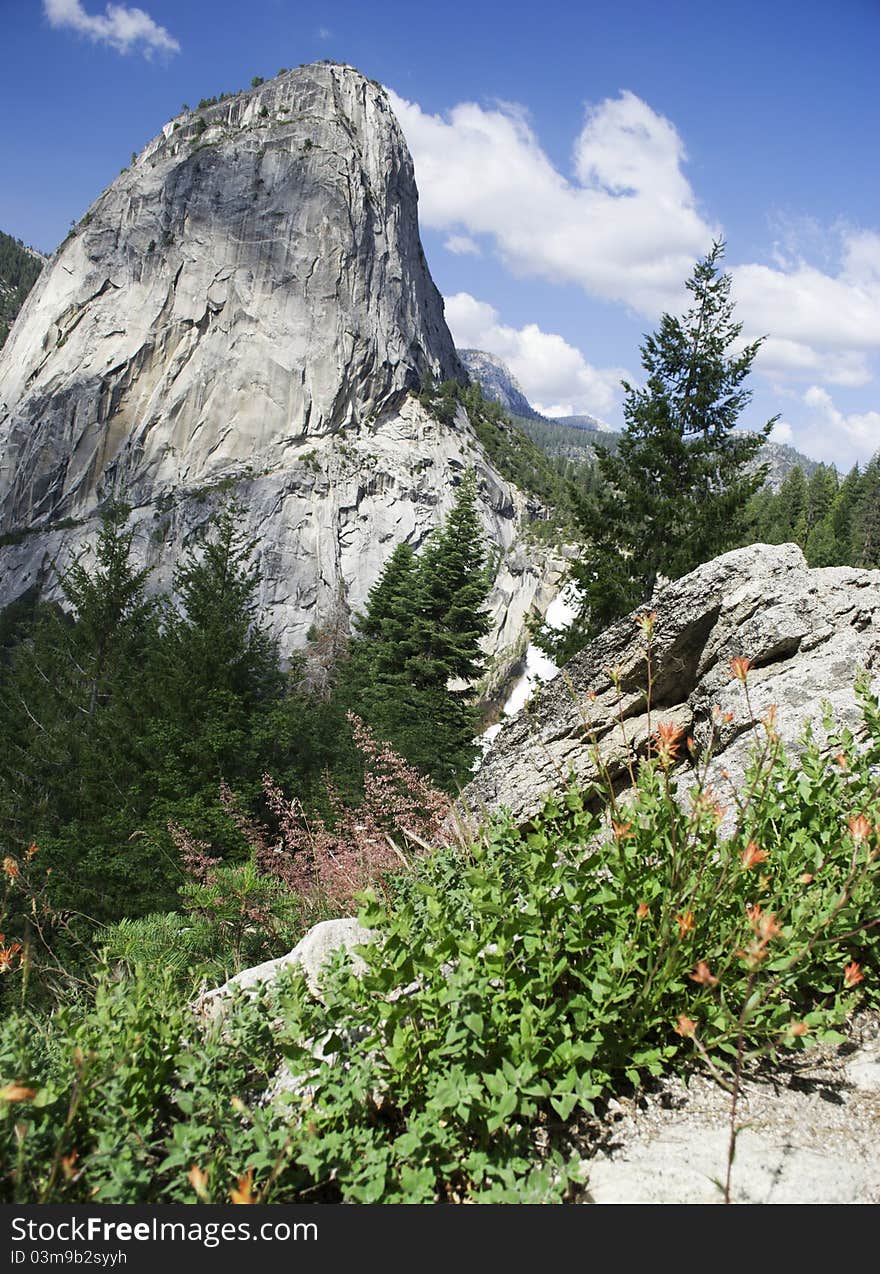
[831,464,862,562]
[804,464,839,541]
[140,502,285,854]
[0,506,162,917]
[853,455,880,568]
[546,241,774,655]
[774,465,808,543]
[344,471,492,789]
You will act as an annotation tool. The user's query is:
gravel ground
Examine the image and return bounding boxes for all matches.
[574,1012,880,1204]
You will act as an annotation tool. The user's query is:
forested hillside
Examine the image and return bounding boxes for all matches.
[0,230,43,348]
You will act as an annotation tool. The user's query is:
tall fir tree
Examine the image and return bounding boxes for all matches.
[0,505,163,917]
[140,502,285,855]
[344,470,492,789]
[550,242,774,657]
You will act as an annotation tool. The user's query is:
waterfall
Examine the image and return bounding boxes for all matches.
[479,587,579,753]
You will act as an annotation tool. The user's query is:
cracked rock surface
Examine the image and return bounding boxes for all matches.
[467,542,880,825]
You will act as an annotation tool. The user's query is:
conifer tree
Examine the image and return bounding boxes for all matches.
[0,505,162,916]
[345,471,492,789]
[853,455,880,568]
[553,242,774,655]
[141,502,284,850]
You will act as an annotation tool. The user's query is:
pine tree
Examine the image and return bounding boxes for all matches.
[141,503,284,847]
[775,466,808,543]
[344,471,492,789]
[853,455,880,568]
[555,242,774,653]
[0,505,163,917]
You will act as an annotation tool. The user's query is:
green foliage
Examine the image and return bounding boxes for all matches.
[342,472,493,788]
[745,454,880,569]
[553,242,774,658]
[0,231,43,349]
[3,661,878,1203]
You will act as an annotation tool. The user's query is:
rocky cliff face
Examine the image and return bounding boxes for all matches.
[0,64,555,663]
[457,349,541,421]
[465,542,880,825]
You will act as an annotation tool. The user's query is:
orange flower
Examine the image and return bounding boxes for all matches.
[848,814,872,845]
[844,961,864,988]
[654,720,684,767]
[189,1164,210,1201]
[0,942,22,974]
[740,841,768,870]
[25,843,38,861]
[676,911,695,938]
[60,1152,79,1181]
[0,1083,37,1103]
[674,1015,697,1038]
[689,961,719,987]
[834,753,849,770]
[738,904,783,967]
[749,906,782,943]
[730,656,752,683]
[788,1022,810,1037]
[229,1168,256,1204]
[799,872,814,885]
[2,856,19,881]
[636,901,650,920]
[612,819,634,842]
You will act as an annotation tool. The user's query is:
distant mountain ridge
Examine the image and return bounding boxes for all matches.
[458,346,820,491]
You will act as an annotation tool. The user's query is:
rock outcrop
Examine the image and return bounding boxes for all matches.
[466,542,880,826]
[0,64,555,665]
[457,349,541,421]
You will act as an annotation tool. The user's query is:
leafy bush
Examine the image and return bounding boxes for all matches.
[2,647,879,1202]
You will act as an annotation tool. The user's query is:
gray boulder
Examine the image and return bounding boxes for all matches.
[466,542,880,827]
[197,917,375,1017]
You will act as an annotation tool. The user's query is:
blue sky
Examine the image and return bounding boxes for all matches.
[1,0,878,467]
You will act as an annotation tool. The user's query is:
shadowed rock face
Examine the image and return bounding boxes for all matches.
[465,543,880,826]
[0,63,557,660]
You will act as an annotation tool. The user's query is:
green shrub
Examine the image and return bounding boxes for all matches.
[3,650,878,1202]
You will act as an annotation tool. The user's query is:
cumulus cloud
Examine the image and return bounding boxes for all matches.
[445,291,627,419]
[389,88,718,317]
[796,385,880,467]
[390,85,880,410]
[43,0,179,56]
[733,233,880,386]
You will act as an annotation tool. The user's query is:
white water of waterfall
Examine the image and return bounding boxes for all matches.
[479,587,579,754]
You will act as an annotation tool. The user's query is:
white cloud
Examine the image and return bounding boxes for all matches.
[770,420,794,444]
[797,386,880,468]
[317,26,332,41]
[443,233,481,257]
[445,291,627,419]
[389,88,718,317]
[389,84,880,413]
[43,0,180,55]
[756,337,872,388]
[731,226,880,391]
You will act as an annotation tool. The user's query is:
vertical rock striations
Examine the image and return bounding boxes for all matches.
[0,63,555,663]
